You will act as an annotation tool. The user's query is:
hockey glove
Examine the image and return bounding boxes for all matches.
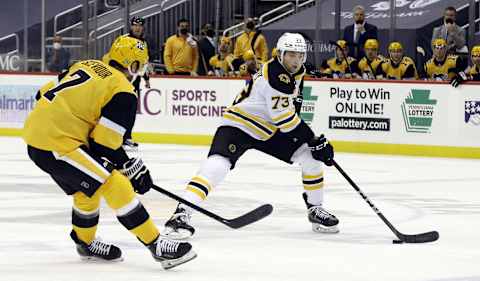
[308,135,334,166]
[119,158,153,194]
[450,71,468,88]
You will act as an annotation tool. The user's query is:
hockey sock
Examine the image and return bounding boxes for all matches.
[99,170,159,244]
[72,191,101,244]
[183,155,230,206]
[302,171,324,206]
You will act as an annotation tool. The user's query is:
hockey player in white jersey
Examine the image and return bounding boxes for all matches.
[164,32,339,239]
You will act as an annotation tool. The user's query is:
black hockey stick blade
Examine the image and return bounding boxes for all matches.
[396,230,439,243]
[332,160,439,244]
[220,204,273,229]
[152,184,273,229]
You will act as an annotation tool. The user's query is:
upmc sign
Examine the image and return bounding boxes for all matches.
[0,54,21,71]
[134,77,244,135]
[137,88,164,116]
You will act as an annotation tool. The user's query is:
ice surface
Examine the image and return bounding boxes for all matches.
[1,136,479,281]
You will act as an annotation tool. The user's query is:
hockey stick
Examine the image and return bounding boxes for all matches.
[332,160,439,243]
[329,40,354,75]
[151,184,273,229]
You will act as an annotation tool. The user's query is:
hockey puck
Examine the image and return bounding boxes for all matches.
[392,239,404,244]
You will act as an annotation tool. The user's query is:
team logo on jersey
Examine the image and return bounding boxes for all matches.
[401,89,437,133]
[136,41,145,50]
[228,144,237,153]
[278,74,290,84]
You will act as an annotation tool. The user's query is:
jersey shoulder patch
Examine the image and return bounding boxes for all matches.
[264,59,295,95]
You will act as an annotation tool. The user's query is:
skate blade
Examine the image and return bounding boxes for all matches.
[160,250,197,270]
[312,223,339,234]
[79,255,124,262]
[162,227,193,240]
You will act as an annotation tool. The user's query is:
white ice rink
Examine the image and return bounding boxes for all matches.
[1,136,479,281]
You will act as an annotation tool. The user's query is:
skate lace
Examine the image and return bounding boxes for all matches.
[172,209,191,224]
[88,238,111,256]
[158,239,180,254]
[310,206,332,220]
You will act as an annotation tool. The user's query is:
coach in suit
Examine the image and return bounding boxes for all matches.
[343,5,378,60]
[432,6,467,54]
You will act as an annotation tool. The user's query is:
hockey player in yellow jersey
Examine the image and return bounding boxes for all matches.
[209,36,235,76]
[424,39,467,85]
[238,49,261,77]
[320,40,360,79]
[23,36,196,269]
[164,33,339,239]
[377,41,417,80]
[467,45,480,81]
[358,39,385,79]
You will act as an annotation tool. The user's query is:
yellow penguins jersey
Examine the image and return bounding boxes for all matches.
[424,55,461,80]
[223,58,305,141]
[209,54,234,75]
[358,56,385,79]
[320,57,359,78]
[467,65,480,81]
[23,60,136,155]
[378,56,417,80]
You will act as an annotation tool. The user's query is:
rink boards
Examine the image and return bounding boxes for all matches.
[1,72,479,158]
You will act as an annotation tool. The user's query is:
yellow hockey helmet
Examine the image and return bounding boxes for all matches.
[388,41,403,52]
[472,45,480,57]
[432,38,447,49]
[364,39,379,50]
[107,35,148,74]
[336,40,348,50]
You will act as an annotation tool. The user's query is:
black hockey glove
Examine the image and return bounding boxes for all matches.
[308,135,334,166]
[450,71,468,88]
[294,94,304,115]
[119,158,153,194]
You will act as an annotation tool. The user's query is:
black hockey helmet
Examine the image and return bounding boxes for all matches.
[131,16,145,26]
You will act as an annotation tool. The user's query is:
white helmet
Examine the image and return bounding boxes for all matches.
[276,32,307,64]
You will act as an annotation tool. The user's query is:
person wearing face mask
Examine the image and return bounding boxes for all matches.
[163,33,338,240]
[197,23,217,76]
[163,18,199,76]
[47,35,71,72]
[342,5,378,60]
[432,6,466,55]
[233,18,268,66]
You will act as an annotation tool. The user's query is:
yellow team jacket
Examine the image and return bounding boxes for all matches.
[321,57,359,77]
[23,60,136,154]
[233,31,268,63]
[209,53,235,75]
[467,65,480,80]
[424,55,459,80]
[163,35,199,74]
[358,56,384,79]
[379,56,418,80]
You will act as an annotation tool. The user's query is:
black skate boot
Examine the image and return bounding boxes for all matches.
[302,193,339,233]
[163,204,195,240]
[70,230,123,262]
[147,236,197,269]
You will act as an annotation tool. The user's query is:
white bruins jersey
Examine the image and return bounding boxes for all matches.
[222,58,305,140]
